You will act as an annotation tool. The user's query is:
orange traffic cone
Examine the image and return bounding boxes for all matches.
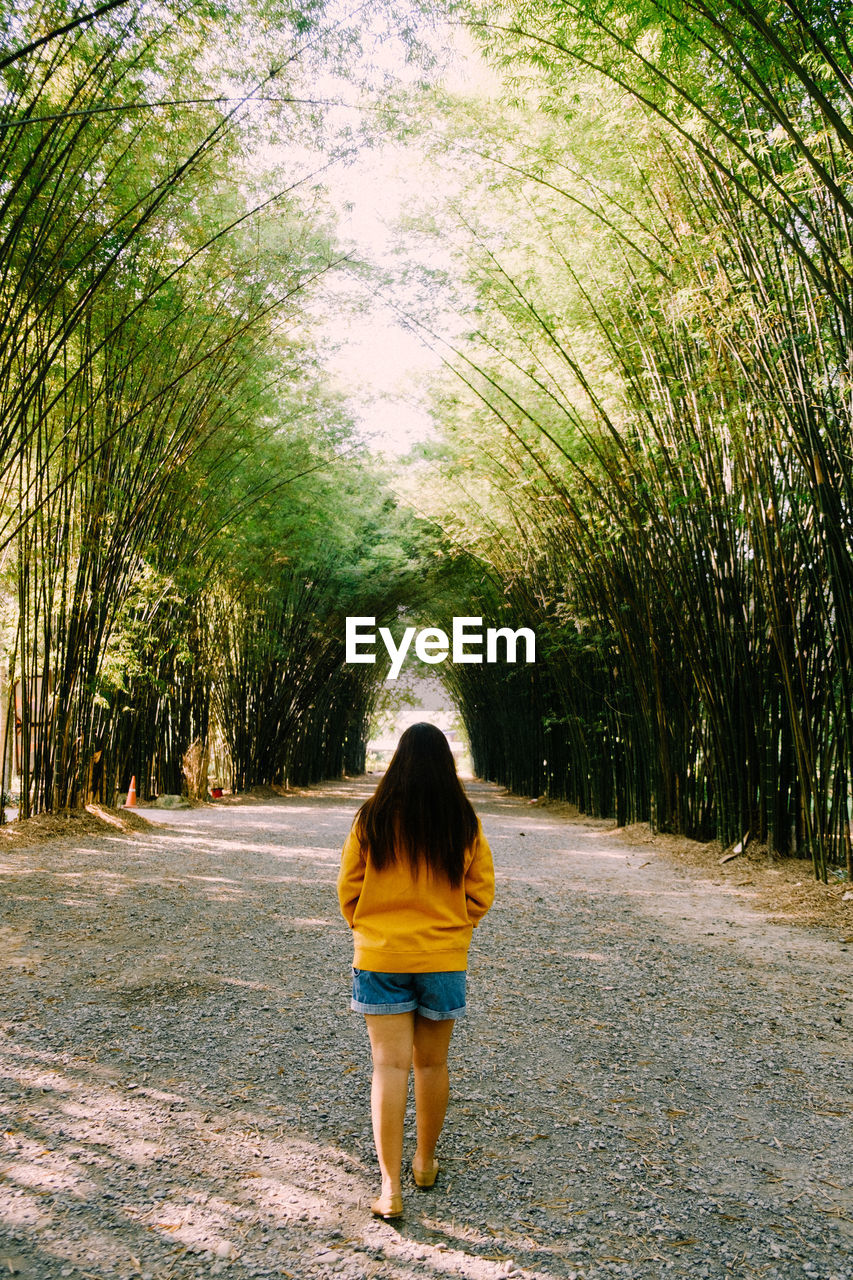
[125,775,137,807]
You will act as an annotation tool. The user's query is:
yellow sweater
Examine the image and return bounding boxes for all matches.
[337,820,495,973]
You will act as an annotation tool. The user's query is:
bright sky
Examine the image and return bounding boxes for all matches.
[368,670,472,773]
[298,20,499,457]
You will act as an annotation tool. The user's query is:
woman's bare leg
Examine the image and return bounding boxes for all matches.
[364,1012,414,1199]
[412,1014,455,1176]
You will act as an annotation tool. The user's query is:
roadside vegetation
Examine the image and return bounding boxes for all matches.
[0,0,423,816]
[404,0,853,882]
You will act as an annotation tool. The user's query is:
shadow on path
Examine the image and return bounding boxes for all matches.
[0,779,850,1280]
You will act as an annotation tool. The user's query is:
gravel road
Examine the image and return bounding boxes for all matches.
[1,779,851,1280]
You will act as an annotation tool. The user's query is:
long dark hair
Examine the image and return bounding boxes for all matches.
[354,722,478,887]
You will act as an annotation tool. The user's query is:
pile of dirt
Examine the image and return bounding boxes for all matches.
[527,796,853,937]
[614,822,853,936]
[0,802,154,848]
[213,783,309,805]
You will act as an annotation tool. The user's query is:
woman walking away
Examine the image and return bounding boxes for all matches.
[337,722,495,1220]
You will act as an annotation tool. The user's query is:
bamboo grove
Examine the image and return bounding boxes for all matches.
[3,0,851,883]
[415,0,853,880]
[0,0,419,816]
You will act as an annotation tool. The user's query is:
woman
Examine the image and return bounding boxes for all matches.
[337,722,495,1220]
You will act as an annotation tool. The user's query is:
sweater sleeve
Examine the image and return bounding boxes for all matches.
[337,826,367,928]
[465,823,495,927]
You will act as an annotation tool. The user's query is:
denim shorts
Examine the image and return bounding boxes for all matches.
[351,968,467,1020]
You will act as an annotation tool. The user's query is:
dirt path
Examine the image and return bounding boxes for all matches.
[0,780,850,1280]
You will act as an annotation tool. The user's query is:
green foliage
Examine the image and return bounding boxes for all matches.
[0,0,425,813]
[391,0,853,878]
[4,0,852,890]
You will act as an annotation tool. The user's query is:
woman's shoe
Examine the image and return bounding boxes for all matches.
[412,1158,439,1188]
[370,1192,403,1219]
